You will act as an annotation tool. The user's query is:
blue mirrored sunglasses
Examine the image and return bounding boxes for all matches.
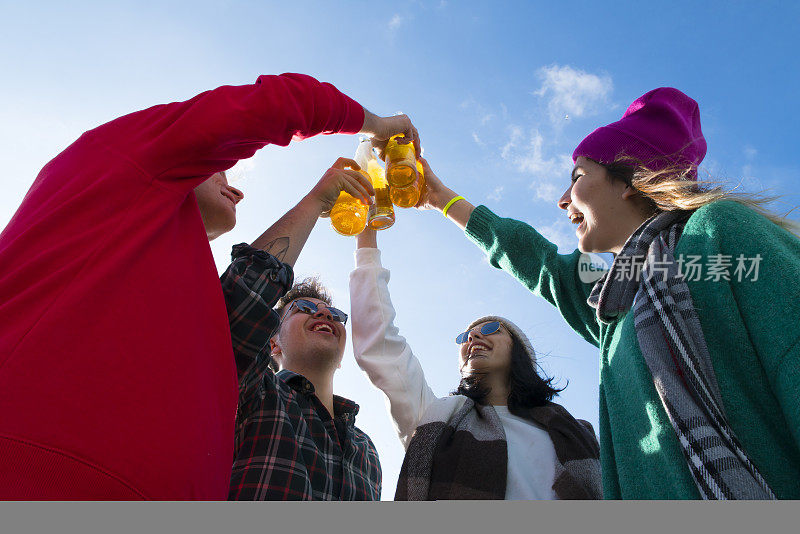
[285,298,348,325]
[455,321,501,344]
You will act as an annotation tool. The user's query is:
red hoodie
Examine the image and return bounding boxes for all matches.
[0,73,364,499]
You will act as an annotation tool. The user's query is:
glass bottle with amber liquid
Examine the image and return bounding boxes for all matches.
[385,134,424,208]
[355,137,394,230]
[329,163,369,236]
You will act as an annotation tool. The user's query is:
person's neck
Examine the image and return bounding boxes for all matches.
[483,375,510,407]
[285,364,337,418]
[610,211,653,255]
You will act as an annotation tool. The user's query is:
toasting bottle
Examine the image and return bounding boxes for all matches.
[385,134,423,208]
[329,161,369,236]
[355,137,395,230]
[330,190,368,236]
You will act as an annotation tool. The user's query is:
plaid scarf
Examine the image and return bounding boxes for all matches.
[587,211,776,499]
[395,396,602,500]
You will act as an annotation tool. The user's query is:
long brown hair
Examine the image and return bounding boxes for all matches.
[603,158,800,235]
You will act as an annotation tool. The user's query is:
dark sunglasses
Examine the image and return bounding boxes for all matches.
[455,321,501,344]
[284,298,348,325]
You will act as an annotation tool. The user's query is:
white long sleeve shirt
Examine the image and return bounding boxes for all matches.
[349,248,558,499]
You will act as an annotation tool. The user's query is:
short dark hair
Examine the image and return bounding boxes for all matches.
[269,277,333,372]
[274,276,333,318]
[453,335,565,411]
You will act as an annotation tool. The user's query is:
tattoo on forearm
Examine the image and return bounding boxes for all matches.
[262,237,290,261]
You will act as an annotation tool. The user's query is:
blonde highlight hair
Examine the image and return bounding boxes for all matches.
[603,158,800,235]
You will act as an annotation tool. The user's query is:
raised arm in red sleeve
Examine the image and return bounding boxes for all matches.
[87,72,365,187]
[0,73,364,501]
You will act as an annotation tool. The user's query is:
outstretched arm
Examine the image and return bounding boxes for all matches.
[88,73,420,190]
[349,229,439,448]
[251,157,373,265]
[414,158,600,346]
[222,159,374,378]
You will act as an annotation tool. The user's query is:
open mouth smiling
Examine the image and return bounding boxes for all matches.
[569,211,585,233]
[309,321,337,337]
[466,342,490,360]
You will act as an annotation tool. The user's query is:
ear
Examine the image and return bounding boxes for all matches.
[620,184,638,200]
[269,337,282,359]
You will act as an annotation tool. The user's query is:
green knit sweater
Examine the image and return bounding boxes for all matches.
[465,200,800,499]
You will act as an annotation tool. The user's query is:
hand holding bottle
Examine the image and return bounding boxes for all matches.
[360,110,421,160]
[308,158,374,218]
[414,158,454,211]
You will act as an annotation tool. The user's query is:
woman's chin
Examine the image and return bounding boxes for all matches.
[577,235,603,254]
[462,364,490,377]
[461,364,491,378]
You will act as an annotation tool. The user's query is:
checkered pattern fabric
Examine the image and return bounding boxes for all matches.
[221,244,381,500]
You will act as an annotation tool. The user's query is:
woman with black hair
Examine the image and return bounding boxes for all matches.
[412,88,800,500]
[349,229,601,500]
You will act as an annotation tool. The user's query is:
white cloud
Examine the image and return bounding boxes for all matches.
[460,98,494,128]
[515,130,548,173]
[388,14,403,31]
[501,125,523,159]
[739,146,763,186]
[534,65,613,124]
[227,156,257,184]
[487,65,612,203]
[487,186,504,202]
[501,128,573,202]
[472,65,610,205]
[536,218,578,252]
[532,181,561,202]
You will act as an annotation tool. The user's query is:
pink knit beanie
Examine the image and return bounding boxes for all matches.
[572,87,707,179]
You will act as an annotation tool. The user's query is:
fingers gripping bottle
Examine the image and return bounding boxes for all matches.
[385,134,423,208]
[355,137,395,230]
[329,167,369,236]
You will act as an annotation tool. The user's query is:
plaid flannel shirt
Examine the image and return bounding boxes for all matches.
[221,243,381,501]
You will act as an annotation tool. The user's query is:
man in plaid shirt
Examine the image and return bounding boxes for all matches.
[221,158,382,500]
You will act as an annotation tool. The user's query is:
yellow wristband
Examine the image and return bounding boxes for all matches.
[442,195,465,218]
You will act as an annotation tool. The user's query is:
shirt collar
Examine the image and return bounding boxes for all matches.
[277,369,360,420]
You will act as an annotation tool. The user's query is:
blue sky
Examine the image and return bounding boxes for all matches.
[2,1,799,499]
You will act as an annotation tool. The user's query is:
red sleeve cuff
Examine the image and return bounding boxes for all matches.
[334,91,365,135]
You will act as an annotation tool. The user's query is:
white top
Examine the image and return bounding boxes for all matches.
[494,406,559,500]
[349,248,558,500]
